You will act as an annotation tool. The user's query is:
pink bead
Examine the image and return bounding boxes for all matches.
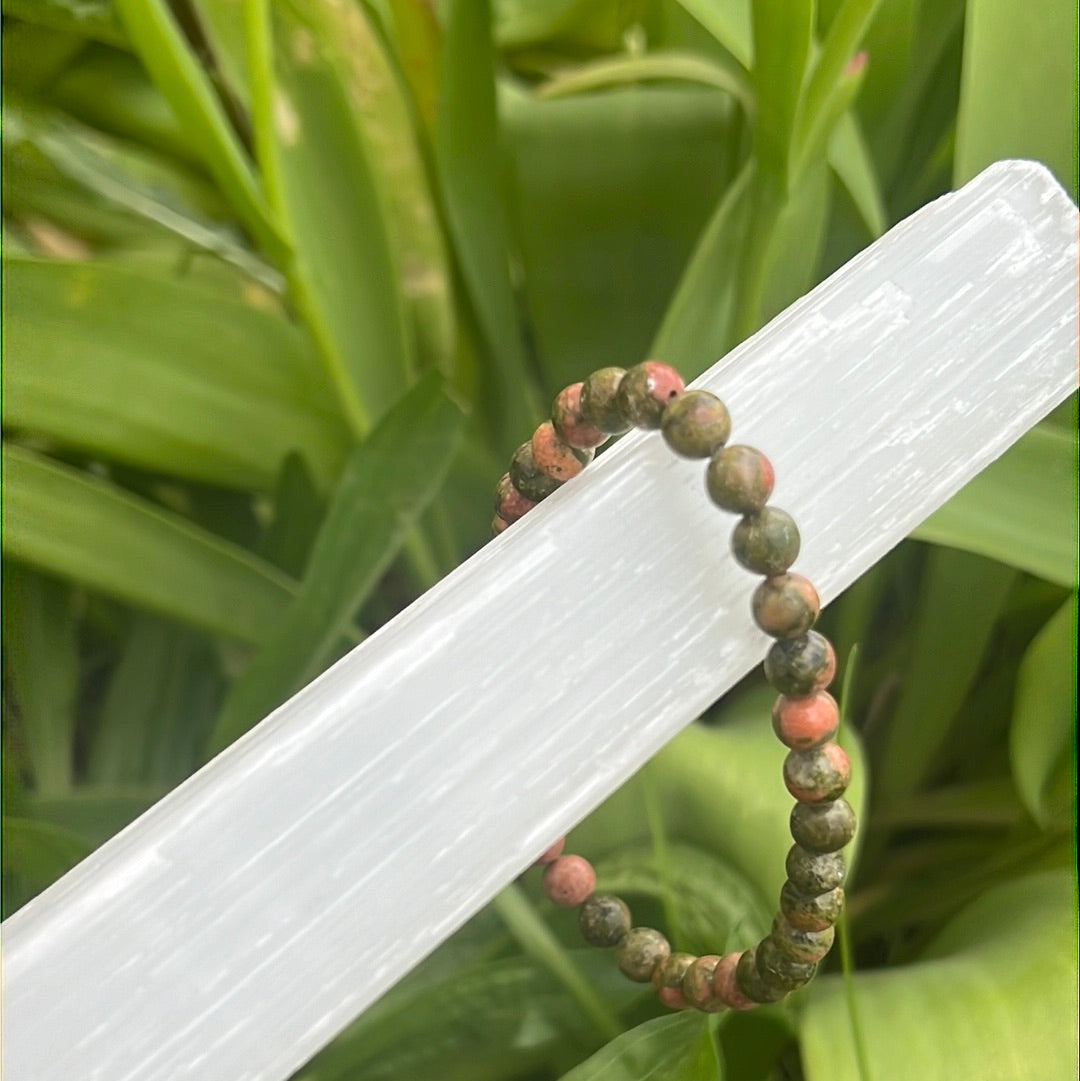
[542,855,596,908]
[656,985,687,1010]
[712,952,757,1011]
[552,383,608,449]
[783,742,852,803]
[534,837,565,865]
[495,473,536,523]
[818,639,837,691]
[641,360,685,406]
[772,691,840,750]
[531,422,587,481]
[491,514,510,535]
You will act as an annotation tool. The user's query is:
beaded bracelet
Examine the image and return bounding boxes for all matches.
[491,361,855,1013]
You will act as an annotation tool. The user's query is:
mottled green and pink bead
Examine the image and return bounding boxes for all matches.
[731,506,801,576]
[661,390,731,458]
[707,445,775,513]
[616,361,686,429]
[552,382,609,450]
[752,573,821,638]
[616,927,671,983]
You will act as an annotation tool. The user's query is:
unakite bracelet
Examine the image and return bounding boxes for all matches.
[491,361,855,1012]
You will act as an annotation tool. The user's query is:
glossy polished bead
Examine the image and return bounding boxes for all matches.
[790,799,857,853]
[494,473,536,523]
[653,951,696,1009]
[682,955,724,1011]
[785,846,846,895]
[780,881,844,931]
[732,507,801,575]
[531,421,592,482]
[616,927,671,983]
[579,367,630,434]
[712,952,757,1011]
[735,947,786,1003]
[765,632,836,696]
[752,574,820,638]
[660,390,731,458]
[706,445,775,513]
[578,894,632,947]
[755,936,817,993]
[552,383,608,449]
[783,742,851,802]
[770,915,835,963]
[772,691,840,750]
[542,855,596,908]
[615,361,686,429]
[510,441,561,502]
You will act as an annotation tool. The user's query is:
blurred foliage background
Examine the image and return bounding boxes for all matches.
[1,0,1077,1078]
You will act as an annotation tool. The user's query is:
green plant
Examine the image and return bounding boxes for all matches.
[2,1,1076,1078]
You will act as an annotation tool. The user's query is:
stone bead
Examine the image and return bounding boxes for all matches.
[735,947,786,1004]
[771,691,840,750]
[783,742,851,803]
[790,799,857,853]
[751,573,820,638]
[494,472,536,523]
[491,514,510,535]
[660,390,731,458]
[764,631,836,696]
[616,926,671,983]
[578,894,631,947]
[534,837,565,865]
[770,915,836,964]
[706,445,775,514]
[755,936,817,993]
[615,361,686,429]
[780,881,845,931]
[653,951,696,1010]
[579,367,630,434]
[551,382,608,450]
[785,846,846,895]
[731,507,801,576]
[712,951,757,1011]
[531,421,593,482]
[542,855,596,908]
[682,955,724,1012]
[510,441,561,502]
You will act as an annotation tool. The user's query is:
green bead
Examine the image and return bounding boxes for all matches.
[579,367,629,434]
[752,573,820,638]
[660,390,731,458]
[509,441,561,502]
[780,881,845,931]
[578,894,632,947]
[755,936,817,993]
[770,915,835,964]
[785,846,846,895]
[615,361,685,429]
[790,799,856,853]
[616,926,671,983]
[653,951,696,992]
[731,507,801,576]
[682,955,723,1011]
[706,445,775,514]
[764,632,834,695]
[735,947,786,1004]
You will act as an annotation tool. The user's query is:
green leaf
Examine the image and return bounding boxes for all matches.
[2,443,298,643]
[27,787,163,850]
[2,816,92,914]
[558,1012,721,1081]
[955,0,1078,202]
[3,257,349,492]
[208,374,466,752]
[537,51,752,110]
[1,564,77,792]
[800,870,1077,1081]
[793,0,883,173]
[88,612,222,786]
[651,161,755,372]
[1010,595,1076,828]
[245,0,415,435]
[112,0,284,256]
[827,108,887,237]
[2,0,127,47]
[673,0,753,67]
[435,0,540,445]
[750,0,814,184]
[914,425,1078,588]
[874,548,1016,802]
[256,451,326,578]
